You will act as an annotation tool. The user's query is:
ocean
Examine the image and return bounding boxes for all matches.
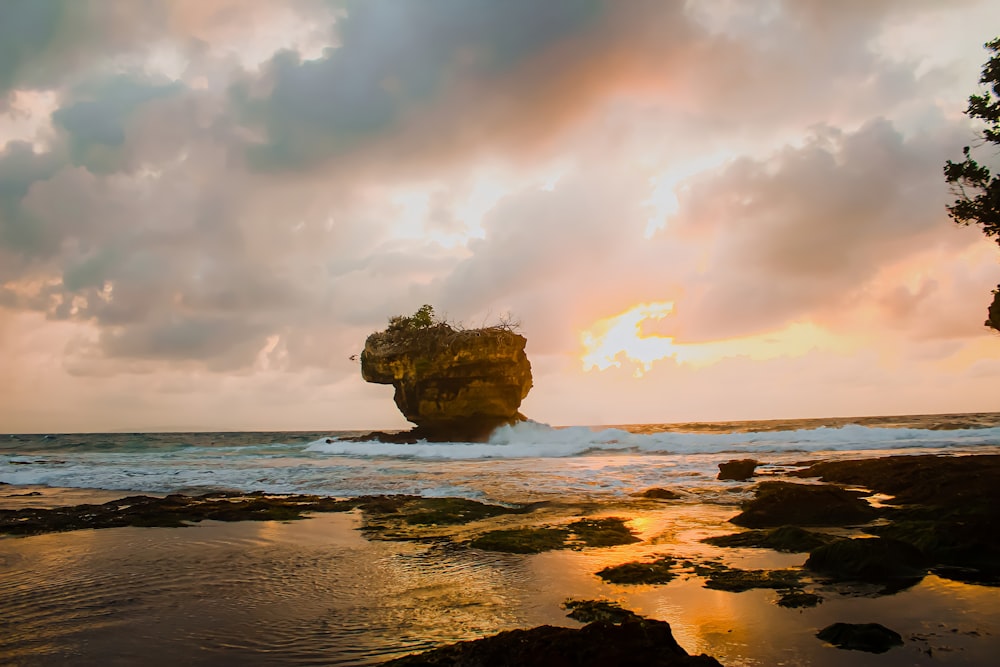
[2,412,999,502]
[3,413,1000,666]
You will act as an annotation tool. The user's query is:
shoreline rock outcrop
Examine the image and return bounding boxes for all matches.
[361,309,532,441]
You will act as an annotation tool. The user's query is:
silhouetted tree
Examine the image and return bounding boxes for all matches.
[945,37,1000,331]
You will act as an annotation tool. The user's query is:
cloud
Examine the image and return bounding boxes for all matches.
[1,0,999,431]
[668,118,980,340]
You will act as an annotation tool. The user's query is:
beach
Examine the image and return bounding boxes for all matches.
[2,416,1000,665]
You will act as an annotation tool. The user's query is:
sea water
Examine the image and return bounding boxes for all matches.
[3,413,1000,666]
[2,413,999,502]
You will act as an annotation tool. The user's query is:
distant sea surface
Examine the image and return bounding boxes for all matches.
[3,412,999,503]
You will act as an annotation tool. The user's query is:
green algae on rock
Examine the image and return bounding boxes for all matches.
[468,526,571,553]
[702,525,835,553]
[694,562,803,592]
[730,481,877,528]
[0,492,357,536]
[563,599,643,624]
[596,555,677,585]
[777,591,823,608]
[805,537,927,587]
[360,306,532,441]
[469,517,639,553]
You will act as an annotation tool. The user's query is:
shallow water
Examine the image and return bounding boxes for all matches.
[2,504,998,666]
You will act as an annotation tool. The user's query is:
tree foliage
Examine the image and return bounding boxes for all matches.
[386,304,438,333]
[945,38,1000,330]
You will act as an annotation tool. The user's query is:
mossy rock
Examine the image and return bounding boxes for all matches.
[702,525,835,553]
[631,488,682,500]
[469,527,570,554]
[805,537,927,585]
[776,591,823,608]
[566,517,640,548]
[563,599,643,624]
[400,497,523,525]
[596,556,677,585]
[694,562,802,592]
[0,492,358,536]
[730,481,877,528]
[468,517,638,554]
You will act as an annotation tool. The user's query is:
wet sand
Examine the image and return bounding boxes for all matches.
[2,468,999,666]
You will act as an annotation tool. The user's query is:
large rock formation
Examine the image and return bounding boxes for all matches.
[361,320,532,441]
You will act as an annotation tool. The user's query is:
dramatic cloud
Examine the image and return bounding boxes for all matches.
[1,0,998,431]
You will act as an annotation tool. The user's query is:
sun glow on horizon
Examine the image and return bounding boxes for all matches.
[581,302,850,376]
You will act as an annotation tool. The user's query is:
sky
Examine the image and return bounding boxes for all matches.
[1,0,999,433]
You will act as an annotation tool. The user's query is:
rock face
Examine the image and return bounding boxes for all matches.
[717,458,759,481]
[361,323,532,441]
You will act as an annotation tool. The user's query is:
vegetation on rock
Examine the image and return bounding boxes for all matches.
[777,591,823,608]
[805,537,927,588]
[596,555,677,585]
[469,517,638,554]
[693,562,803,592]
[563,599,643,624]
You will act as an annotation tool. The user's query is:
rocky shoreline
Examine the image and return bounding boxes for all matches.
[3,452,998,664]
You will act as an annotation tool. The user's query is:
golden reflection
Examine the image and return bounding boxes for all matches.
[581,302,849,375]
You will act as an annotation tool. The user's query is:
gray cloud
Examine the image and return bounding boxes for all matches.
[0,0,994,385]
[670,118,977,340]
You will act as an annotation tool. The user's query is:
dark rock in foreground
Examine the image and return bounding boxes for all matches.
[361,319,532,442]
[730,481,876,528]
[816,622,903,653]
[792,454,1000,508]
[794,454,1000,583]
[805,537,927,587]
[717,459,759,481]
[380,619,724,666]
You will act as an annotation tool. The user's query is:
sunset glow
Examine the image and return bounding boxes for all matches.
[1,1,999,431]
[581,304,851,376]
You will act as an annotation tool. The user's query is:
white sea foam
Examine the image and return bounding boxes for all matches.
[3,419,999,499]
[303,420,1000,460]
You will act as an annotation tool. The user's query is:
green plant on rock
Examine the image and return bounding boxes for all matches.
[387,304,440,333]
